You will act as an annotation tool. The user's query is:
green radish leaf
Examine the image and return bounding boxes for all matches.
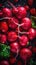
[0,44,10,58]
[30,16,36,28]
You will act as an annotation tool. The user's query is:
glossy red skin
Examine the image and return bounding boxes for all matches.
[0,11,3,17]
[28,28,36,40]
[16,7,27,19]
[7,17,18,29]
[20,48,32,60]
[28,0,33,6]
[19,35,28,47]
[24,5,29,11]
[2,8,12,17]
[1,34,7,43]
[7,32,17,42]
[10,42,19,53]
[30,8,35,15]
[22,18,32,30]
[10,58,16,64]
[1,60,9,65]
[32,47,36,53]
[1,22,8,33]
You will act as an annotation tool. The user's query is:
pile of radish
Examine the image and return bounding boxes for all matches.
[0,0,36,65]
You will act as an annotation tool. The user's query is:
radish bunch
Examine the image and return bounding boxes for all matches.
[0,0,36,65]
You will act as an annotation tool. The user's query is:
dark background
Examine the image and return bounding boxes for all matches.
[0,0,36,8]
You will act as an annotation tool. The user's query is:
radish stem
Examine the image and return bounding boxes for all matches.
[7,0,16,9]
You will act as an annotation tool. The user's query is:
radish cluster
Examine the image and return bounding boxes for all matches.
[0,0,36,65]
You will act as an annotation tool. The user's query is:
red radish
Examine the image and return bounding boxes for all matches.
[16,7,27,19]
[30,8,35,15]
[0,11,3,17]
[20,48,32,65]
[1,60,9,65]
[7,17,18,29]
[13,0,18,3]
[10,42,19,53]
[1,34,7,43]
[19,35,29,47]
[28,28,36,40]
[8,1,27,19]
[1,22,8,33]
[21,18,32,30]
[32,47,36,53]
[2,8,12,17]
[24,5,29,11]
[28,0,33,6]
[7,32,17,42]
[10,58,16,64]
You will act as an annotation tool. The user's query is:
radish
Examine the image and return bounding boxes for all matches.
[19,35,29,47]
[1,34,7,43]
[28,28,36,40]
[2,8,12,17]
[7,31,17,42]
[21,17,32,30]
[10,42,19,59]
[1,22,8,33]
[10,42,19,53]
[16,6,27,19]
[20,48,32,65]
[30,8,35,16]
